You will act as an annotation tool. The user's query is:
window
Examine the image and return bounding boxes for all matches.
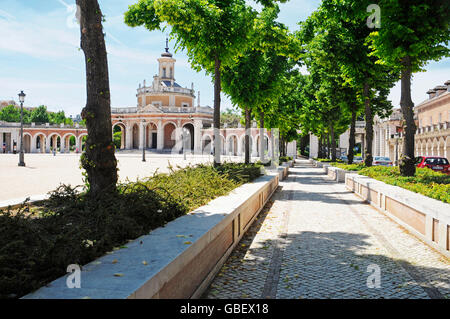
[170,68,173,78]
[182,103,190,108]
[163,68,166,78]
[439,113,442,123]
[425,158,449,165]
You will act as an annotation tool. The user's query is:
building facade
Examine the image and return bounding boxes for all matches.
[1,45,297,158]
[310,80,450,162]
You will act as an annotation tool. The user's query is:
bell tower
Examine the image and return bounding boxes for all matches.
[158,38,176,83]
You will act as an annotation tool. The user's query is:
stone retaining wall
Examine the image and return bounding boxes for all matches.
[345,174,450,258]
[23,163,292,299]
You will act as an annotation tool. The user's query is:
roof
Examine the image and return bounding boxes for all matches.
[162,81,181,88]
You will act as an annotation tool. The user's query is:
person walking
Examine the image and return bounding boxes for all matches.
[2,142,6,154]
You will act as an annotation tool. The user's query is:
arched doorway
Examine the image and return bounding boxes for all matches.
[63,134,76,153]
[147,123,158,149]
[113,123,127,150]
[241,135,253,156]
[164,123,176,150]
[79,135,88,152]
[257,135,269,157]
[48,134,61,152]
[23,134,31,153]
[202,135,212,155]
[227,135,238,156]
[132,124,140,149]
[35,134,46,153]
[182,123,194,151]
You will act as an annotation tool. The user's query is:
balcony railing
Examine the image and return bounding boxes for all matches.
[137,86,194,96]
[416,122,449,134]
[111,107,138,114]
[111,106,213,115]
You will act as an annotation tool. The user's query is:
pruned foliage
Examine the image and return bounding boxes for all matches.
[0,163,262,299]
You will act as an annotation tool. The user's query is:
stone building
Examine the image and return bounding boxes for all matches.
[310,80,450,162]
[0,43,297,158]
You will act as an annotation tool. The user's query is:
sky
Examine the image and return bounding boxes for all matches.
[0,0,448,117]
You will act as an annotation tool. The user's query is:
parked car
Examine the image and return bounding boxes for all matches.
[353,156,363,164]
[415,156,450,174]
[373,156,393,166]
[340,155,348,162]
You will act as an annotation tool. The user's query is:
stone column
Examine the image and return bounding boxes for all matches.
[46,136,51,153]
[259,127,265,162]
[310,134,319,159]
[251,133,258,158]
[125,124,133,150]
[60,136,65,153]
[157,120,164,150]
[139,122,145,150]
[194,120,202,154]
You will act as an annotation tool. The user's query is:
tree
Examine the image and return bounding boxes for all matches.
[220,108,242,128]
[221,5,295,163]
[77,0,118,196]
[0,105,21,123]
[125,0,259,166]
[30,106,50,124]
[369,0,450,176]
[49,111,67,125]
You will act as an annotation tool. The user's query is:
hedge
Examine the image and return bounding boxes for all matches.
[358,166,450,203]
[0,163,263,299]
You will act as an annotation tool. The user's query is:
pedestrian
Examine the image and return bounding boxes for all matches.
[53,148,56,156]
[2,142,5,154]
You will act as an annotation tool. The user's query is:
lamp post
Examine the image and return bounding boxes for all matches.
[18,91,26,167]
[142,120,146,162]
[393,133,400,166]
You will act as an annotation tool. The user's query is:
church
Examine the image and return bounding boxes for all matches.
[1,43,297,158]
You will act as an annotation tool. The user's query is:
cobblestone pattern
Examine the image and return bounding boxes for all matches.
[204,160,450,299]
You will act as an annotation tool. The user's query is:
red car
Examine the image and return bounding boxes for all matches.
[415,156,450,174]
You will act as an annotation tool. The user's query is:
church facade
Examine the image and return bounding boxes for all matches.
[1,44,298,158]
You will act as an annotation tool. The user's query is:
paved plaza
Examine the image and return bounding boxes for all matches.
[204,160,450,299]
[0,152,246,203]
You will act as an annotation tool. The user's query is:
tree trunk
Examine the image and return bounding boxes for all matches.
[364,81,374,167]
[348,107,357,164]
[318,137,323,158]
[259,111,265,163]
[213,54,222,167]
[330,122,336,161]
[399,56,416,176]
[77,0,117,196]
[326,131,331,159]
[245,106,251,164]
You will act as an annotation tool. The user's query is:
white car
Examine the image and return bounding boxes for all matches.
[373,156,393,166]
[353,156,363,164]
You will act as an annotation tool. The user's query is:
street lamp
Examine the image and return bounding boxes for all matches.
[393,133,400,166]
[18,90,26,167]
[142,120,146,162]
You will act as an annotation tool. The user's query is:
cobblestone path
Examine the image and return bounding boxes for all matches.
[203,160,450,299]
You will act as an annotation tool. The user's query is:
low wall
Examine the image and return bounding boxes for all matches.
[327,166,355,183]
[346,174,450,258]
[24,165,290,299]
